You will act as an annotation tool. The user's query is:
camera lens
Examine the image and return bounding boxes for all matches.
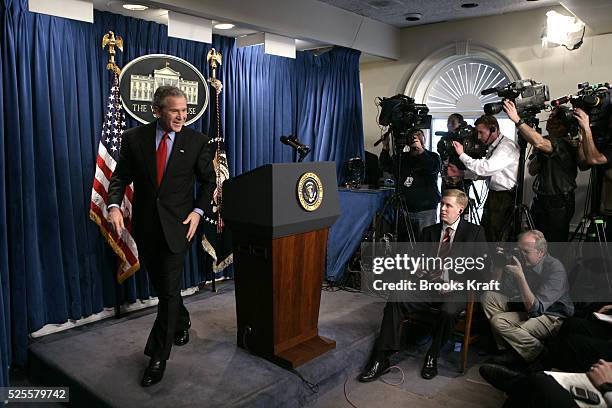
[484,102,503,115]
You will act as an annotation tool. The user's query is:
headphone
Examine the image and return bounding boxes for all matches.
[489,126,496,135]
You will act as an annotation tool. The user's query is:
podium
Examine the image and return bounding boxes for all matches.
[222,162,340,368]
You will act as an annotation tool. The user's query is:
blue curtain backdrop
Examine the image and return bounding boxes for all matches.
[0,0,363,385]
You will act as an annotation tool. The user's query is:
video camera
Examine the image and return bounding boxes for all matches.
[482,79,550,118]
[435,121,487,169]
[551,82,612,140]
[376,95,432,150]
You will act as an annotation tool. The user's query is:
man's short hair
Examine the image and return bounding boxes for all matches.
[448,113,464,123]
[475,115,500,132]
[443,189,468,210]
[152,86,187,110]
[518,229,548,253]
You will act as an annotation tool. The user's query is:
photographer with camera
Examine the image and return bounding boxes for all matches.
[380,129,441,234]
[482,230,573,366]
[448,115,519,242]
[503,100,588,242]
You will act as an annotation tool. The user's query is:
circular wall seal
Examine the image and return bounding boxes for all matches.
[119,54,209,125]
[297,172,324,211]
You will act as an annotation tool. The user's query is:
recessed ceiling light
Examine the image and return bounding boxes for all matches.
[122,4,148,11]
[405,13,422,22]
[214,23,235,30]
[461,3,479,8]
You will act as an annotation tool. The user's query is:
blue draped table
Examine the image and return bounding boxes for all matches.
[326,187,392,281]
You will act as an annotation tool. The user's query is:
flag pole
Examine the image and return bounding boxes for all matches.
[102,31,124,318]
[202,48,230,293]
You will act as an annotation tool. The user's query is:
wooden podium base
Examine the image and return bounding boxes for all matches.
[272,335,336,369]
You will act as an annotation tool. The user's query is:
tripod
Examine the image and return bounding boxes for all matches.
[571,166,608,242]
[373,138,417,245]
[464,181,483,224]
[569,160,612,301]
[498,117,537,241]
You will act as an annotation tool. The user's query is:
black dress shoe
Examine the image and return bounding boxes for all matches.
[174,330,189,346]
[479,363,524,393]
[421,354,438,380]
[174,320,191,346]
[358,358,390,382]
[141,359,166,387]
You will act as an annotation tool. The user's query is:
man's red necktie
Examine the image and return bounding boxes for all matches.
[156,133,168,187]
[438,227,453,258]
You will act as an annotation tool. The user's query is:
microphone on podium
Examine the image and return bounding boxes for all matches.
[280,135,311,162]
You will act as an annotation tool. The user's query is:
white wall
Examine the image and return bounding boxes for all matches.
[360,6,612,222]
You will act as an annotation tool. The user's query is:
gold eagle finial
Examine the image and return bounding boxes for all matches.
[102,31,123,75]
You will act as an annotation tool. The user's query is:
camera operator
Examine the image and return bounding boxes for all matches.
[380,130,441,234]
[448,115,519,242]
[503,100,588,242]
[447,113,464,132]
[441,113,467,190]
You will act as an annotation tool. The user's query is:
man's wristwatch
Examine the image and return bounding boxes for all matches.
[515,118,526,127]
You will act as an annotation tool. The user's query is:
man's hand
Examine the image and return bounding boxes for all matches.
[447,163,464,177]
[587,360,612,390]
[504,256,524,278]
[574,108,591,132]
[108,207,125,236]
[452,141,464,156]
[183,211,201,241]
[503,100,521,124]
[598,305,612,314]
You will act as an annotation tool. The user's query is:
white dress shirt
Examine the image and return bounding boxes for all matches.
[460,134,519,191]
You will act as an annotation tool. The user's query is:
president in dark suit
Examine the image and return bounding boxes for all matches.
[359,189,486,382]
[107,86,215,386]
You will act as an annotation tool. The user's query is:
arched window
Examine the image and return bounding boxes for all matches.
[425,58,511,114]
[405,41,521,146]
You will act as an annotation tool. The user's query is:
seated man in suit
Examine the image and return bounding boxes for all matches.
[359,189,486,382]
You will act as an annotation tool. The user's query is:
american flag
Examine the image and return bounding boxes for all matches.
[89,73,140,283]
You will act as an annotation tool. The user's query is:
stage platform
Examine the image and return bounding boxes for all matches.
[28,283,386,407]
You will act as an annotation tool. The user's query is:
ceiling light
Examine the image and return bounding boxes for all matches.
[405,13,422,22]
[461,3,479,8]
[214,23,235,30]
[122,4,148,11]
[541,10,585,50]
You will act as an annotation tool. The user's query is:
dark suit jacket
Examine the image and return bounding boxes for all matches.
[108,121,215,254]
[420,218,488,281]
[421,218,485,246]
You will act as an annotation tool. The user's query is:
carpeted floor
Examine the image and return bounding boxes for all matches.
[26,282,504,407]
